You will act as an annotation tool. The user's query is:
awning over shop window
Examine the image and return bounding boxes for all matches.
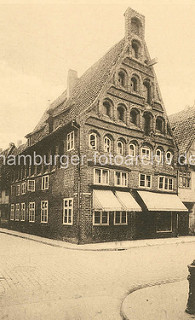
[115,191,141,212]
[93,190,123,211]
[137,191,188,212]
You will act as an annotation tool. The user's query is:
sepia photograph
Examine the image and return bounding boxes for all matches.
[0,0,195,319]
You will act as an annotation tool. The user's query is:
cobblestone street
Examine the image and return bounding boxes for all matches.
[0,233,195,320]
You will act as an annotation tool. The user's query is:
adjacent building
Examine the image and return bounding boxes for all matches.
[7,7,188,244]
[169,106,195,235]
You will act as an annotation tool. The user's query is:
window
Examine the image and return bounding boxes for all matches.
[129,144,135,157]
[158,176,173,191]
[156,212,172,233]
[15,203,20,221]
[94,168,109,185]
[89,133,97,150]
[132,40,139,59]
[10,204,14,221]
[115,171,128,187]
[139,174,151,188]
[11,185,15,196]
[117,106,125,122]
[41,200,48,223]
[156,149,162,163]
[93,211,109,226]
[143,81,151,105]
[143,112,152,135]
[67,131,74,151]
[114,211,127,225]
[118,71,126,87]
[16,185,20,196]
[156,117,164,133]
[141,147,151,160]
[131,17,141,36]
[131,77,138,92]
[117,141,124,155]
[21,182,26,195]
[28,180,35,192]
[29,202,35,222]
[21,203,25,221]
[130,109,139,126]
[166,151,173,163]
[179,172,191,188]
[104,137,111,153]
[42,175,49,190]
[103,101,111,117]
[63,198,73,225]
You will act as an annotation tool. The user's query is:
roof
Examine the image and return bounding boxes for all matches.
[32,38,125,133]
[169,106,195,153]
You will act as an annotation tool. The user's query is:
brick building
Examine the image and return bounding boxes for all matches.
[169,106,195,235]
[8,7,187,244]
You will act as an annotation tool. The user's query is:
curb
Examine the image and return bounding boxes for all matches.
[120,278,186,320]
[0,228,195,252]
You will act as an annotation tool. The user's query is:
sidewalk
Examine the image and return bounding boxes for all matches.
[122,280,195,320]
[0,227,195,251]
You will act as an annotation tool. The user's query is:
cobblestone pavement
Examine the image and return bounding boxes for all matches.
[0,233,195,320]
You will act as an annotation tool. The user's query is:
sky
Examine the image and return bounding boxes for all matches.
[0,0,195,149]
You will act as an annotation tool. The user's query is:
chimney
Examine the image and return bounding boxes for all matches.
[67,69,78,99]
[124,7,145,42]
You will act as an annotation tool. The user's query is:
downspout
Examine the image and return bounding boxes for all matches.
[72,120,81,244]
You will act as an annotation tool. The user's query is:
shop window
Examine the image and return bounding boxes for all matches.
[93,211,109,225]
[114,211,127,225]
[156,212,172,232]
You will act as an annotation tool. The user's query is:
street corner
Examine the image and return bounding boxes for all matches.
[121,280,195,320]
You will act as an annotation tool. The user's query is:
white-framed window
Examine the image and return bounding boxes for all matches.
[41,200,48,223]
[156,212,172,233]
[158,176,173,191]
[67,131,74,151]
[10,204,14,220]
[114,211,127,225]
[179,172,191,188]
[166,151,173,164]
[156,149,162,163]
[94,168,109,185]
[139,174,152,188]
[63,198,73,225]
[141,147,151,160]
[93,211,109,226]
[15,203,20,221]
[42,175,49,190]
[104,137,111,153]
[21,203,25,221]
[16,185,20,196]
[29,202,35,222]
[117,141,124,155]
[129,144,135,157]
[21,182,26,195]
[28,180,35,192]
[89,133,97,150]
[114,171,128,187]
